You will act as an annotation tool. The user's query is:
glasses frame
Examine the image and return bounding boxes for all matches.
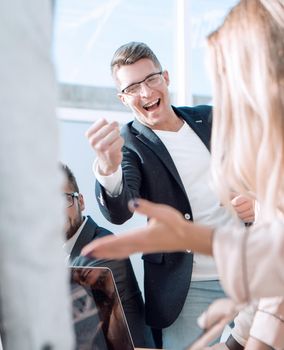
[121,71,163,96]
[65,192,79,208]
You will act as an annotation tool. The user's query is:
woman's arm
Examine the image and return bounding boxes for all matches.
[82,199,214,259]
[82,199,284,303]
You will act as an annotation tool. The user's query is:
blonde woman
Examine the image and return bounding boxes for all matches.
[82,0,284,348]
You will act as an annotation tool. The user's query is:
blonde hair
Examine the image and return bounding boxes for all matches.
[208,0,284,221]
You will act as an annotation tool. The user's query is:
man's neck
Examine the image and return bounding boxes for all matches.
[138,110,184,132]
[154,116,184,132]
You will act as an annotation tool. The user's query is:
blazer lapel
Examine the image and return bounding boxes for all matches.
[132,119,187,196]
[173,106,211,151]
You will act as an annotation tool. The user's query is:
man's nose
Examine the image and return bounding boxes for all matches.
[139,82,153,97]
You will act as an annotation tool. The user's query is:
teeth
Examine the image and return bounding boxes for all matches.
[144,99,159,108]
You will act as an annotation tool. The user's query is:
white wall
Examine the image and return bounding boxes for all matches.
[59,117,146,295]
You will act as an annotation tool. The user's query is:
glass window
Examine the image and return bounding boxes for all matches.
[53,1,239,113]
[53,0,176,88]
[189,0,239,103]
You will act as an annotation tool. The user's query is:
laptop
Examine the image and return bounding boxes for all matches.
[69,266,135,350]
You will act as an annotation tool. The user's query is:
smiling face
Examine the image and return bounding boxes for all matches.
[116,58,175,130]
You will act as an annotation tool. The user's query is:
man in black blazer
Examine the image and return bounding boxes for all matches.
[61,163,154,348]
[86,42,255,349]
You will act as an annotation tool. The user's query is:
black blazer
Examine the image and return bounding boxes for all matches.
[95,105,213,329]
[70,216,154,348]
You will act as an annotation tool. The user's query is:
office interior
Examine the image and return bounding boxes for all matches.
[57,0,237,294]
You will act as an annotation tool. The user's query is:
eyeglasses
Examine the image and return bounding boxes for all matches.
[121,72,163,96]
[64,192,79,208]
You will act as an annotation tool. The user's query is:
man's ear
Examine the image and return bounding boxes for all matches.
[163,70,170,86]
[118,93,128,107]
[78,193,85,211]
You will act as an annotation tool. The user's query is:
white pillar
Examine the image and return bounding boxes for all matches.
[175,0,193,106]
[0,1,74,349]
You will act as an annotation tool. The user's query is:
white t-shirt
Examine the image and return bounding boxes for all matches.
[154,122,238,280]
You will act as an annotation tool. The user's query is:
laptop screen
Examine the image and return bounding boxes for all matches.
[70,266,135,350]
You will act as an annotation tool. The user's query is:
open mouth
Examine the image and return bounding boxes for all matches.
[143,98,160,111]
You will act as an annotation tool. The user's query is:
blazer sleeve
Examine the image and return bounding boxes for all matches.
[95,145,142,225]
[213,219,284,302]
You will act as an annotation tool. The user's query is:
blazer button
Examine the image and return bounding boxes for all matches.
[184,213,191,220]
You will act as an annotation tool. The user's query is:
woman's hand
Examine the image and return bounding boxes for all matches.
[81,199,190,259]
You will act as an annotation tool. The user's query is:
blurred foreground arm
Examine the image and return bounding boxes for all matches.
[0,2,74,348]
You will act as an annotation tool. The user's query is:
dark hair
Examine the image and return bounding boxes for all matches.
[111,41,162,78]
[61,163,79,193]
